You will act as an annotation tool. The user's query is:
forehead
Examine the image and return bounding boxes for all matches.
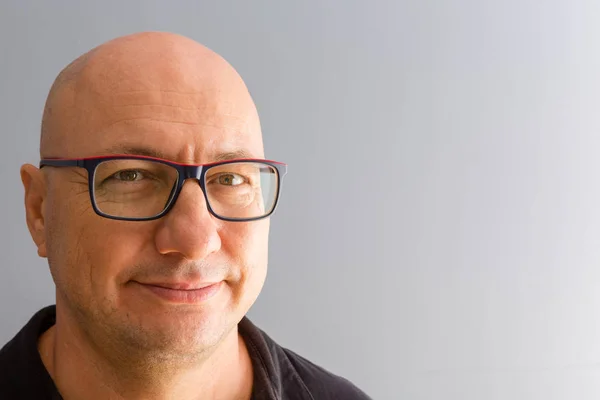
[54,51,263,162]
[77,91,261,163]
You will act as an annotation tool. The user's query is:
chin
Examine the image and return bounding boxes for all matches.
[115,309,232,359]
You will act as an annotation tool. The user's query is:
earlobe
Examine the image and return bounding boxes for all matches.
[37,243,47,258]
[20,164,48,258]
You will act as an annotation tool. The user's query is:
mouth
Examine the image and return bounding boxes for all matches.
[132,281,223,304]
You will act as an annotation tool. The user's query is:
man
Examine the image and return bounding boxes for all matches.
[0,32,370,399]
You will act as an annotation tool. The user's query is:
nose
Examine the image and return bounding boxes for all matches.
[154,179,221,260]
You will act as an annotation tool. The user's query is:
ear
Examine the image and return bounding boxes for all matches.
[20,164,48,258]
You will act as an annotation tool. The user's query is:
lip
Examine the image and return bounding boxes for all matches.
[144,281,218,290]
[133,281,223,304]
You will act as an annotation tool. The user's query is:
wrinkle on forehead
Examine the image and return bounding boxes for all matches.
[40,32,261,158]
[106,90,251,125]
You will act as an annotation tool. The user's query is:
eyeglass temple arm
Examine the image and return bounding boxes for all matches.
[39,159,84,168]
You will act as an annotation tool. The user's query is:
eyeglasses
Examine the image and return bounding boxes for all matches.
[39,155,287,222]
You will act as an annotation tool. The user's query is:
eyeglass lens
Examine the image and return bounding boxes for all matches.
[92,159,279,220]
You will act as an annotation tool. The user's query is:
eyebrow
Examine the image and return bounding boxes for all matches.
[105,145,167,159]
[212,150,255,161]
[103,145,256,163]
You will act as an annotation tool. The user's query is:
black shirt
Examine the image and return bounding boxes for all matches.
[0,306,371,399]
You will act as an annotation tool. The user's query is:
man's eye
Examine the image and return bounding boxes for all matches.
[113,170,144,182]
[217,173,244,186]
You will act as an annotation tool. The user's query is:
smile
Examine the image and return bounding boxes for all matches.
[133,281,223,304]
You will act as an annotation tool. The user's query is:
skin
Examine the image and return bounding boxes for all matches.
[20,32,269,400]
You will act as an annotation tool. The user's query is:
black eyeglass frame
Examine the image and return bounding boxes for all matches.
[39,155,288,222]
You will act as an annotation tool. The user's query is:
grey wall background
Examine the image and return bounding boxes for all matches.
[2,1,600,399]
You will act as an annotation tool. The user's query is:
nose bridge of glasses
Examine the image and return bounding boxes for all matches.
[181,165,203,181]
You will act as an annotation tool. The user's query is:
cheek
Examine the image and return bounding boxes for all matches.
[225,219,269,264]
[83,226,150,287]
[45,189,90,297]
[220,219,270,300]
[46,190,151,305]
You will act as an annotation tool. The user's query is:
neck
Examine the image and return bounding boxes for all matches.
[38,306,254,400]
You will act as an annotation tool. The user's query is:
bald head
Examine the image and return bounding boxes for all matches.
[41,32,261,159]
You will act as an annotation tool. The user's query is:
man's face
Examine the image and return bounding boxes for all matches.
[41,50,269,359]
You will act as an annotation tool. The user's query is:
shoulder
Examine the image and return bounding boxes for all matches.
[0,306,59,399]
[281,346,372,400]
[0,331,21,397]
[239,317,372,400]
